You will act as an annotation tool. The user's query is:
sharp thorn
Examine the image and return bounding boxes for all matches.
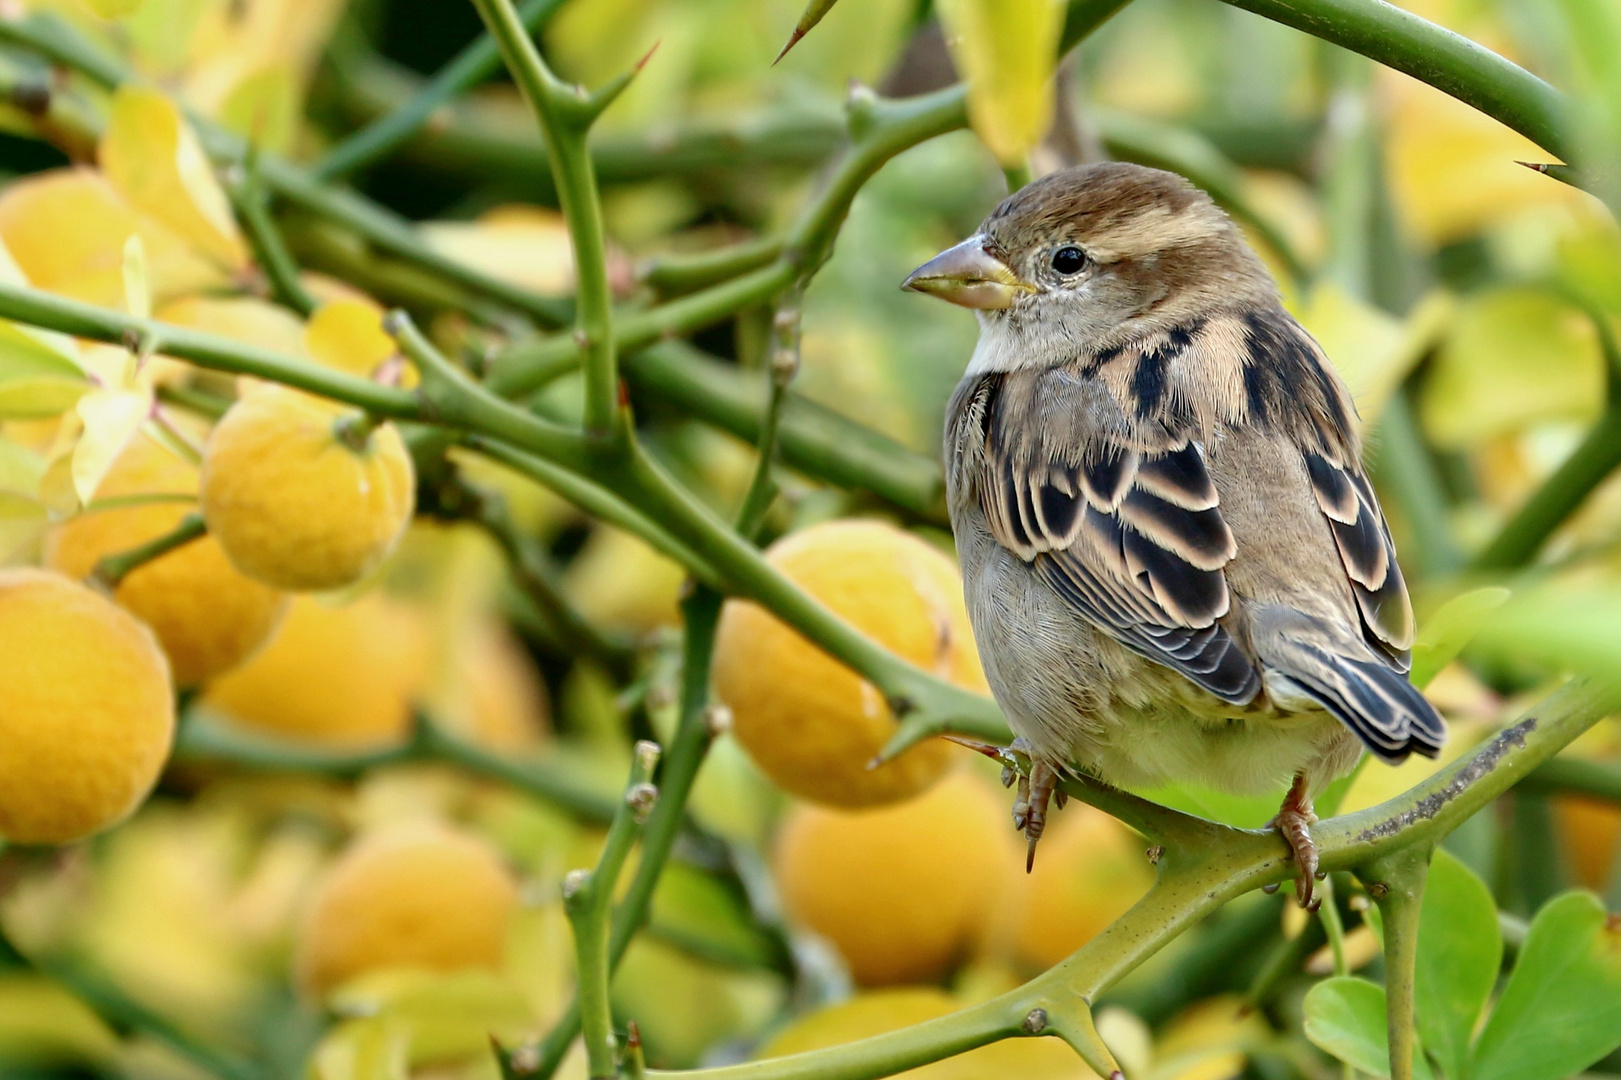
[941,734,1004,757]
[772,28,805,66]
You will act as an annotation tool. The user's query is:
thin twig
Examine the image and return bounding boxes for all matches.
[90,513,206,591]
[225,153,317,317]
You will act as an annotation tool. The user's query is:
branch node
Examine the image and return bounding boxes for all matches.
[625,782,659,824]
[1021,1008,1048,1035]
[1146,845,1165,866]
[703,703,733,737]
[561,868,590,901]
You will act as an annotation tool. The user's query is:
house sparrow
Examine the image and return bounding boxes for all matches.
[903,162,1443,908]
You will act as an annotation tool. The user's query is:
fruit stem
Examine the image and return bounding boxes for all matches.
[90,513,207,592]
[331,410,381,452]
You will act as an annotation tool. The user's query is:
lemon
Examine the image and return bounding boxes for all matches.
[0,568,175,844]
[200,385,415,592]
[202,593,428,747]
[990,804,1155,972]
[714,520,987,807]
[294,825,519,997]
[761,987,1094,1079]
[45,432,286,687]
[773,772,1012,986]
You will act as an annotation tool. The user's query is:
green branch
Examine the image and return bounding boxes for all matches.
[224,157,317,318]
[1365,845,1430,1080]
[313,0,564,180]
[564,739,662,1079]
[469,0,627,435]
[91,513,206,591]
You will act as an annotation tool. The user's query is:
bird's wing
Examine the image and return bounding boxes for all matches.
[1236,308,1417,669]
[970,358,1261,705]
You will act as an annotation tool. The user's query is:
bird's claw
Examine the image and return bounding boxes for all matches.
[1271,774,1321,911]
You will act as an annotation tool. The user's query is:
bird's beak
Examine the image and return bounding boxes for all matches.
[901,236,1031,310]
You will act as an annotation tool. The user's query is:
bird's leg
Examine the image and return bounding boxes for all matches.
[1016,760,1059,873]
[1271,773,1321,911]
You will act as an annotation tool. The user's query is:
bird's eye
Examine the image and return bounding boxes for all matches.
[1051,246,1086,275]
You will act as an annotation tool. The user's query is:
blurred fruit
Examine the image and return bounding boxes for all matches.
[0,568,174,844]
[760,987,1095,1078]
[714,520,987,807]
[200,385,415,592]
[773,772,1012,986]
[612,936,786,1067]
[295,824,519,997]
[991,803,1156,972]
[203,593,427,747]
[45,432,287,686]
[563,524,686,634]
[1555,796,1621,893]
[435,621,551,751]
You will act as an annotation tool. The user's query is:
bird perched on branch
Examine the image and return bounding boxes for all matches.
[903,162,1443,909]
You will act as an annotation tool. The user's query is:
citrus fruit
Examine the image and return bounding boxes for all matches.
[433,622,550,751]
[294,825,519,997]
[713,519,988,807]
[989,804,1155,972]
[200,385,415,592]
[203,593,428,747]
[760,987,1092,1079]
[45,432,287,687]
[772,771,1013,986]
[0,568,175,844]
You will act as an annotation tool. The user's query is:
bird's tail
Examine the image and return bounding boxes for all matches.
[1252,606,1445,763]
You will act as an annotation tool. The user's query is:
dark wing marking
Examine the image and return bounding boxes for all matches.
[979,367,1259,705]
[1305,450,1415,670]
[1279,647,1444,762]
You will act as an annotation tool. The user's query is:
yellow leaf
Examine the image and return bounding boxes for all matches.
[311,1017,411,1080]
[122,233,150,319]
[72,387,152,505]
[98,86,247,270]
[0,378,90,419]
[0,168,225,307]
[217,65,300,158]
[420,206,575,296]
[1419,287,1603,448]
[304,298,397,379]
[936,0,1065,166]
[86,0,145,15]
[156,294,306,355]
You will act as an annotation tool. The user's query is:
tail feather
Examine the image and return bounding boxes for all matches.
[1254,607,1445,763]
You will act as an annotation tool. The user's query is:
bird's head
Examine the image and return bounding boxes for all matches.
[902,162,1277,350]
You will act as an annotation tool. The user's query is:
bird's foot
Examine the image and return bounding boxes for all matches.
[1270,774,1320,911]
[1011,758,1059,873]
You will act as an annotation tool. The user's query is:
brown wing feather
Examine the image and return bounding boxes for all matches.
[977,356,1259,704]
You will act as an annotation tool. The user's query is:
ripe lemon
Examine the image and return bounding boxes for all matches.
[203,593,428,747]
[200,385,415,592]
[0,568,175,844]
[988,804,1155,972]
[714,520,987,807]
[294,824,518,997]
[773,772,1013,986]
[760,987,1092,1079]
[45,433,286,687]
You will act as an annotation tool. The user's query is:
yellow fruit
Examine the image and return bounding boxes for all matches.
[438,622,551,751]
[295,825,518,997]
[200,385,415,592]
[760,987,1094,1079]
[773,772,1013,986]
[0,568,174,844]
[991,804,1156,972]
[203,593,428,747]
[45,433,287,687]
[714,520,987,807]
[1555,795,1621,893]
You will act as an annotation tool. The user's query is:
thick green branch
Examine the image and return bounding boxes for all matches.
[469,0,623,433]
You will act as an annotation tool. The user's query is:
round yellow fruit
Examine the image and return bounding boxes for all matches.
[203,593,428,747]
[760,987,1088,1079]
[0,568,175,844]
[45,433,287,687]
[990,804,1156,972]
[200,385,415,592]
[295,824,518,996]
[773,772,1013,986]
[714,520,987,807]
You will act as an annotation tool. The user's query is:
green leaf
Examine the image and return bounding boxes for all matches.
[1470,891,1621,1080]
[1410,587,1512,689]
[328,970,533,1065]
[309,1017,410,1080]
[773,0,841,64]
[650,861,786,970]
[1415,850,1502,1080]
[1304,976,1437,1080]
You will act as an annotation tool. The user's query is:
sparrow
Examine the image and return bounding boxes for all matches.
[902,162,1443,908]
